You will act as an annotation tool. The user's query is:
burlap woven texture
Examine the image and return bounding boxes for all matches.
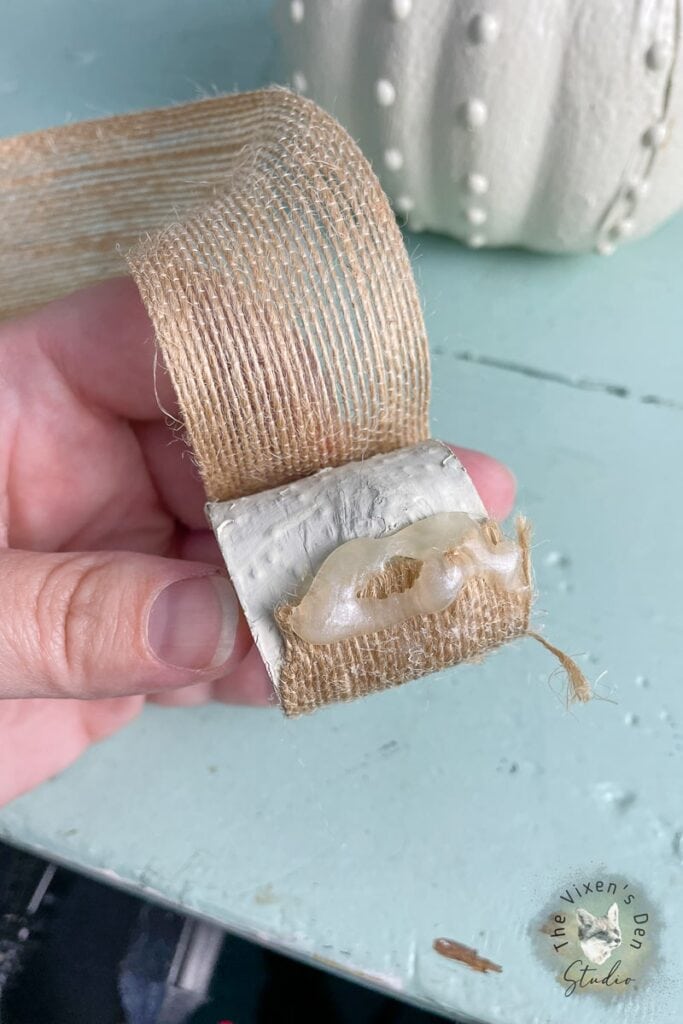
[129,89,430,500]
[0,88,556,713]
[1,93,302,320]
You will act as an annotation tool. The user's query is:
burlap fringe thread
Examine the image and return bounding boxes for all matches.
[0,88,591,713]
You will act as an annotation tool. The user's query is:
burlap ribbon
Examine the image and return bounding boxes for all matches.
[0,88,589,713]
[128,90,430,500]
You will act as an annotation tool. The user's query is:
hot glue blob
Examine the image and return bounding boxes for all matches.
[288,512,523,645]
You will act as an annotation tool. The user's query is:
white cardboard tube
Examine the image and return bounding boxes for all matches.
[206,440,486,692]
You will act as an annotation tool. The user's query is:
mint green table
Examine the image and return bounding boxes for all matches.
[1,3,681,1022]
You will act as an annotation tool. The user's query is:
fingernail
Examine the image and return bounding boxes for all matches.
[147,575,238,671]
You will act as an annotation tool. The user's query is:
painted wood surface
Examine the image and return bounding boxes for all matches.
[0,2,681,1021]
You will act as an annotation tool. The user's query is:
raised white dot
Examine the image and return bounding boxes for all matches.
[592,781,636,811]
[459,98,488,129]
[384,147,404,171]
[390,0,412,19]
[290,0,305,23]
[596,238,616,256]
[468,12,500,45]
[395,194,415,214]
[544,550,570,567]
[375,78,396,106]
[624,178,650,203]
[464,171,489,195]
[645,40,669,70]
[642,121,667,148]
[610,218,634,240]
[467,232,486,248]
[292,70,308,93]
[465,206,487,226]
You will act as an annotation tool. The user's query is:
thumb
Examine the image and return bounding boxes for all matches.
[0,549,246,699]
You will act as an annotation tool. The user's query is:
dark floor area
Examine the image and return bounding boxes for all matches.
[0,840,449,1024]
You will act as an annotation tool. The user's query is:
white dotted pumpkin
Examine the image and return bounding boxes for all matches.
[276,0,683,254]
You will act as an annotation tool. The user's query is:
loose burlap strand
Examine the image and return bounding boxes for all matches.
[0,88,591,712]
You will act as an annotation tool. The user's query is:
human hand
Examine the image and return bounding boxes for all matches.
[0,278,516,805]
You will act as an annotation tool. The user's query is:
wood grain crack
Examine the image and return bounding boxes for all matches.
[453,350,683,411]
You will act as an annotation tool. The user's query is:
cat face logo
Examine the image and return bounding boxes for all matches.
[576,902,621,965]
[534,875,656,999]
